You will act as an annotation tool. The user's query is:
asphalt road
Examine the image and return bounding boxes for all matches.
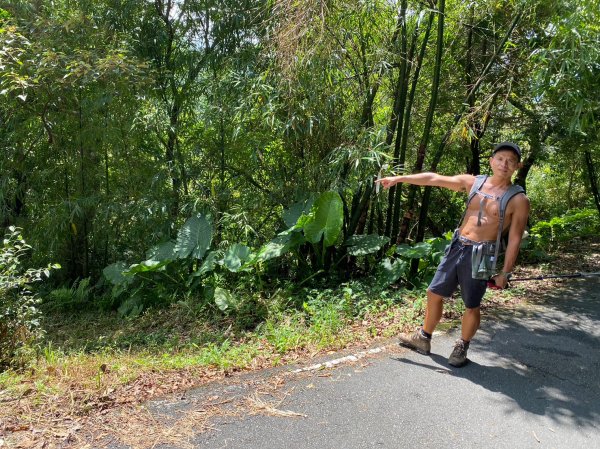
[146,277,600,449]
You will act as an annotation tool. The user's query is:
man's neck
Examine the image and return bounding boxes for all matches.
[488,174,513,188]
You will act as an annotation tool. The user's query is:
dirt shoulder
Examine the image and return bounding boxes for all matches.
[2,237,599,449]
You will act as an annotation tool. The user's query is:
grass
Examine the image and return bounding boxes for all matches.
[0,277,520,448]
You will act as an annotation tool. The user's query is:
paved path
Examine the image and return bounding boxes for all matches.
[148,278,600,449]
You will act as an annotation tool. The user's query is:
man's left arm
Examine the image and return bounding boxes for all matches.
[494,194,531,288]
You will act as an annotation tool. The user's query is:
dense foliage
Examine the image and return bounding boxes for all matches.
[1,0,599,363]
[0,227,57,370]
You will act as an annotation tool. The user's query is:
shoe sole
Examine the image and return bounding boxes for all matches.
[448,358,469,367]
[398,340,430,355]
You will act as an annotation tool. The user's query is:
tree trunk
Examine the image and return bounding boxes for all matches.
[411,8,524,267]
[167,101,182,223]
[78,95,89,278]
[387,12,435,241]
[384,0,409,237]
[389,10,430,240]
[465,6,482,175]
[584,150,600,217]
[398,0,445,243]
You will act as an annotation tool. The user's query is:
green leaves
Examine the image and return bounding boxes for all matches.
[376,258,408,288]
[303,191,343,247]
[345,234,390,256]
[396,242,432,259]
[283,197,314,228]
[1,227,58,370]
[254,230,305,263]
[223,243,252,272]
[125,260,170,275]
[146,241,176,261]
[214,287,237,312]
[102,261,132,286]
[175,214,213,259]
[194,251,221,278]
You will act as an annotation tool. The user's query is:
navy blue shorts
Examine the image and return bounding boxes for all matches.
[428,239,488,308]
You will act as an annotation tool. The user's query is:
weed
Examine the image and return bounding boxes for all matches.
[1,227,59,371]
[44,278,93,312]
[42,342,60,365]
[263,313,307,353]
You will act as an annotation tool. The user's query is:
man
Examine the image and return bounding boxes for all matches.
[375,142,530,367]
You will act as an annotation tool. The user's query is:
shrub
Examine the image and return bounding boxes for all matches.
[0,227,58,371]
[530,208,600,247]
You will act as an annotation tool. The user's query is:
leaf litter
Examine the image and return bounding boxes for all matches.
[2,237,598,448]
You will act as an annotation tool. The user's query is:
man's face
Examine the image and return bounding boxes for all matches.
[490,149,521,177]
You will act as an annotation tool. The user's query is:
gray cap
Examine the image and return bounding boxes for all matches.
[493,141,521,161]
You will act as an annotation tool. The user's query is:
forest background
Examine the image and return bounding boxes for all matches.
[1,0,600,386]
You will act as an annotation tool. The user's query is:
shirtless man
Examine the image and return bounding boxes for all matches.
[375,142,530,366]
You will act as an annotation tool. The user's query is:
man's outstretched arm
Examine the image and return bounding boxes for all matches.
[375,172,475,193]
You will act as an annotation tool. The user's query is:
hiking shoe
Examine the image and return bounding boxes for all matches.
[398,328,431,355]
[448,339,469,367]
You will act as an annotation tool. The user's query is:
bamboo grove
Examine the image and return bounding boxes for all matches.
[1,0,599,297]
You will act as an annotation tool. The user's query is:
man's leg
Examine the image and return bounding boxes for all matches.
[423,289,444,335]
[449,299,483,367]
[398,289,444,354]
[461,306,480,341]
[399,239,459,355]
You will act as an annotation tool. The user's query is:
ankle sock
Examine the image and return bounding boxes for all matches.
[419,328,432,339]
[461,339,470,349]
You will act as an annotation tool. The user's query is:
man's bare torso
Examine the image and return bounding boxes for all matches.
[458,184,516,242]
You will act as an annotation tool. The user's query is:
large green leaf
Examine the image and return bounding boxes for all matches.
[428,237,451,264]
[254,230,305,263]
[214,287,236,312]
[190,250,221,278]
[124,259,170,275]
[146,241,176,261]
[376,258,408,288]
[103,261,131,285]
[345,234,390,256]
[303,191,343,247]
[223,243,252,272]
[283,197,314,228]
[396,242,432,259]
[175,214,212,259]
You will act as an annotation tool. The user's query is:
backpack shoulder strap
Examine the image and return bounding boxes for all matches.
[491,184,526,272]
[456,175,487,229]
[467,175,488,205]
[498,184,525,219]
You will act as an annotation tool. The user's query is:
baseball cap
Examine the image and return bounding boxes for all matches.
[492,142,521,161]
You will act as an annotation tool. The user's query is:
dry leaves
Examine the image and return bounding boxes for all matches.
[246,393,307,418]
[3,237,597,448]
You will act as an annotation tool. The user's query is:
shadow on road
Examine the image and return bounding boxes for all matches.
[393,278,600,431]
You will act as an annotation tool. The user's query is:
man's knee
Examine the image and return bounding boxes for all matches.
[464,306,480,313]
[463,306,481,322]
[426,289,444,303]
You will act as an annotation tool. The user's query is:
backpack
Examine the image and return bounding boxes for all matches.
[458,175,525,279]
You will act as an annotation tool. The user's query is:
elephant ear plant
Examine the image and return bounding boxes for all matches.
[0,227,59,371]
[101,191,443,318]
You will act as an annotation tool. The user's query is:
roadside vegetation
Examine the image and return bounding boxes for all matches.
[1,0,599,447]
[2,213,599,447]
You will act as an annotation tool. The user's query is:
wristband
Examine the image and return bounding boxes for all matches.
[499,271,512,279]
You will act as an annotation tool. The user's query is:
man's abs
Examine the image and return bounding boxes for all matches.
[458,207,510,242]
